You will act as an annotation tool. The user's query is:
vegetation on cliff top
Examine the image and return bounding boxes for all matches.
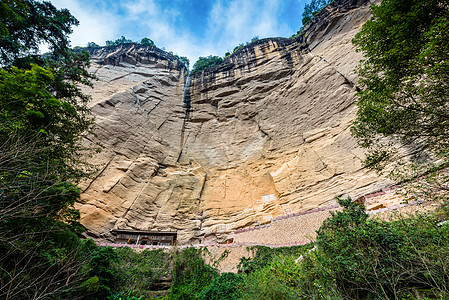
[79,36,190,69]
[191,55,223,73]
[191,36,259,73]
[301,0,333,25]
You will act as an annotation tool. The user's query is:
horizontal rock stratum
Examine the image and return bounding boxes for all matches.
[77,0,387,244]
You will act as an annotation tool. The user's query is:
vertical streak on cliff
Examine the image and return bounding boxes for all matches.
[177,71,191,162]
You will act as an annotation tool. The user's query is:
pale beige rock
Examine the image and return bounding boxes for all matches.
[366,203,385,211]
[79,0,392,244]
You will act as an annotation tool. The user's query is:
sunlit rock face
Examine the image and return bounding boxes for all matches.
[78,0,386,244]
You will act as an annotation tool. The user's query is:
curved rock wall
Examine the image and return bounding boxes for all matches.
[78,0,386,244]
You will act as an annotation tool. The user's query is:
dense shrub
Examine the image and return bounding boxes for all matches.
[140,37,155,46]
[106,36,132,46]
[169,247,218,300]
[313,198,449,299]
[238,245,310,274]
[198,272,243,300]
[234,198,449,299]
[302,0,333,25]
[191,55,223,73]
[87,41,99,47]
[113,247,170,298]
[239,256,303,300]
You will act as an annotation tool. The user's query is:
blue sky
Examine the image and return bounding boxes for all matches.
[49,0,309,65]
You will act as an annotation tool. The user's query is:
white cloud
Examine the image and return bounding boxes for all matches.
[49,0,119,47]
[48,0,296,65]
[204,0,293,56]
[122,0,158,17]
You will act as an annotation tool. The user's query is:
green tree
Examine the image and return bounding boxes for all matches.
[198,273,243,300]
[87,41,99,47]
[106,35,132,46]
[314,198,449,298]
[169,248,218,300]
[302,0,332,25]
[173,54,189,69]
[191,55,223,73]
[233,43,244,53]
[140,37,155,47]
[113,247,170,298]
[0,0,78,64]
[0,0,96,298]
[351,0,449,170]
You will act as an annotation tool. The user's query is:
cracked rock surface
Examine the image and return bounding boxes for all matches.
[78,0,388,244]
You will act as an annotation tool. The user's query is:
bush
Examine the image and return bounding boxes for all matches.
[87,42,99,47]
[236,198,449,299]
[140,37,155,47]
[238,245,309,274]
[106,36,133,46]
[113,247,170,298]
[169,248,218,300]
[191,56,223,73]
[198,272,243,300]
[107,290,144,300]
[302,0,332,25]
[239,258,302,300]
[315,198,449,299]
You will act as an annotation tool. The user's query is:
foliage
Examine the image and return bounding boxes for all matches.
[113,247,171,298]
[105,36,157,48]
[314,197,449,299]
[302,0,332,25]
[86,247,119,297]
[198,272,243,300]
[233,198,449,299]
[239,256,305,300]
[87,41,99,47]
[191,55,223,73]
[107,290,144,300]
[140,37,155,47]
[169,247,218,300]
[106,35,133,46]
[0,61,93,233]
[0,0,97,298]
[233,43,244,53]
[238,245,309,274]
[351,0,449,170]
[0,0,78,65]
[173,54,189,69]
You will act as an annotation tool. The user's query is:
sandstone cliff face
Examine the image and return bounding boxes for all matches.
[79,0,385,243]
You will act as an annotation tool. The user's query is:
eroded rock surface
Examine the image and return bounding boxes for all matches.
[79,0,387,244]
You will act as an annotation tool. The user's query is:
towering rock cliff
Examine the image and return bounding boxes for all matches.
[78,0,385,243]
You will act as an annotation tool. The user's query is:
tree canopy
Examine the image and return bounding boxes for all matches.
[191,55,223,73]
[105,35,133,46]
[0,0,98,298]
[0,0,78,65]
[140,37,155,46]
[351,0,449,169]
[302,0,332,25]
